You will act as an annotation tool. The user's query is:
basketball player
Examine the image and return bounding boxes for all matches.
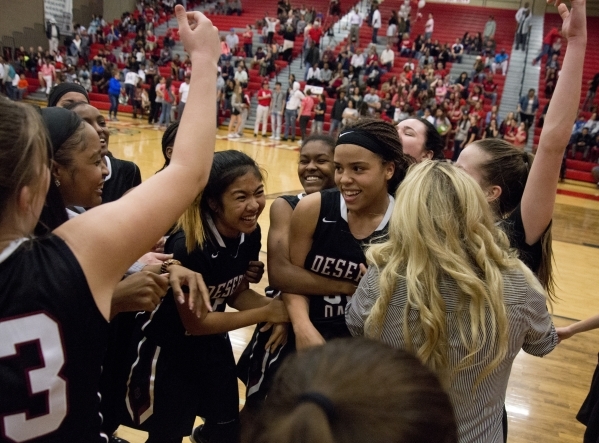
[0,6,219,441]
[455,0,586,299]
[282,119,412,350]
[238,135,357,410]
[123,150,288,443]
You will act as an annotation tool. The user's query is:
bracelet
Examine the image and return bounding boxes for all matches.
[160,259,182,274]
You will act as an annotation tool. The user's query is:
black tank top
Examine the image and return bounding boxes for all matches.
[304,189,394,323]
[0,235,109,443]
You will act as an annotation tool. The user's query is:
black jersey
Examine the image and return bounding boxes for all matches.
[0,235,109,443]
[123,218,261,436]
[305,189,394,324]
[102,156,142,204]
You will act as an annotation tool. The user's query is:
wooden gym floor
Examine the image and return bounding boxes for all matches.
[104,116,599,442]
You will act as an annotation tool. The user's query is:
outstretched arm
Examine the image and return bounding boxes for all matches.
[521,0,586,244]
[556,313,599,343]
[55,6,220,320]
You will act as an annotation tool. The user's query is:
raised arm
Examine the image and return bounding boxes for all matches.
[521,0,586,244]
[55,5,220,320]
[268,198,356,295]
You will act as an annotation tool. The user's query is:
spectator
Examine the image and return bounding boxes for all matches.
[158,46,172,66]
[132,78,144,119]
[584,112,599,136]
[545,53,560,71]
[265,14,279,45]
[227,0,242,16]
[363,87,381,115]
[255,80,271,137]
[451,38,464,64]
[380,43,395,71]
[483,15,496,42]
[571,127,592,160]
[158,76,175,129]
[270,81,285,140]
[349,7,363,43]
[234,64,248,88]
[387,14,398,46]
[46,17,60,54]
[483,118,500,139]
[545,69,558,98]
[177,74,190,121]
[533,27,561,66]
[228,83,243,138]
[452,111,471,161]
[518,88,539,129]
[238,85,251,136]
[308,21,323,46]
[371,4,382,44]
[226,28,239,54]
[241,25,253,58]
[221,59,234,83]
[432,108,451,138]
[482,73,498,106]
[283,81,304,142]
[146,30,157,51]
[583,72,599,111]
[491,49,508,75]
[342,98,359,127]
[320,63,332,86]
[124,68,139,106]
[304,40,320,80]
[400,33,412,57]
[107,70,121,121]
[424,13,434,40]
[329,90,347,136]
[351,48,365,76]
[298,89,315,142]
[515,10,532,51]
[281,23,296,62]
[252,46,266,68]
[312,93,326,134]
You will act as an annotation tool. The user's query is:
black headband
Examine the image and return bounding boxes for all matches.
[297,392,337,422]
[47,83,90,107]
[336,128,390,160]
[40,107,83,154]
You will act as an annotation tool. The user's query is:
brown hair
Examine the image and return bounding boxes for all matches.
[242,338,457,443]
[474,138,556,299]
[344,118,413,193]
[0,99,50,222]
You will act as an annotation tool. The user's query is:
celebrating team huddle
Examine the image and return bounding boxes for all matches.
[0,1,590,442]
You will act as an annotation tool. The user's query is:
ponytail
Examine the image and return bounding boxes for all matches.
[175,193,206,253]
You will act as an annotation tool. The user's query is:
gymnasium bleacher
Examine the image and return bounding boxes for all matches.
[535,13,599,183]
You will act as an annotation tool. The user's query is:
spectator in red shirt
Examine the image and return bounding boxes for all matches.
[298,89,315,143]
[254,80,272,137]
[243,25,254,57]
[533,27,561,65]
[482,73,498,106]
[308,22,323,46]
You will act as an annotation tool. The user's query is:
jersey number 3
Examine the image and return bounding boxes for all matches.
[0,313,67,442]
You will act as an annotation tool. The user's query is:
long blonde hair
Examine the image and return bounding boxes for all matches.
[364,161,546,385]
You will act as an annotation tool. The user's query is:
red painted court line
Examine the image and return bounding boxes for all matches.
[557,189,599,201]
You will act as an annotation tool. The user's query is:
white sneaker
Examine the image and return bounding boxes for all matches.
[274,136,281,140]
[233,133,241,138]
[227,133,235,138]
[269,135,275,139]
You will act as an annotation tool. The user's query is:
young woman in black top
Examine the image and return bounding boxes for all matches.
[0,7,219,441]
[124,150,288,443]
[455,0,586,298]
[283,119,412,350]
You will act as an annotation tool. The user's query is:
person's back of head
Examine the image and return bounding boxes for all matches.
[242,338,457,443]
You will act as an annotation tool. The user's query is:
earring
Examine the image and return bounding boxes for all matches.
[54,179,60,187]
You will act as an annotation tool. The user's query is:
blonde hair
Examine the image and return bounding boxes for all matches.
[364,161,547,386]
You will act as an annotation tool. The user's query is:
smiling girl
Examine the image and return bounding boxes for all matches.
[124,150,288,443]
[282,119,412,350]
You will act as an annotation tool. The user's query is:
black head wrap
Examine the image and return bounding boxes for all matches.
[40,107,83,154]
[47,83,90,107]
[335,128,392,161]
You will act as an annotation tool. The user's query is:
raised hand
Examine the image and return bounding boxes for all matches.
[174,4,220,63]
[549,0,587,42]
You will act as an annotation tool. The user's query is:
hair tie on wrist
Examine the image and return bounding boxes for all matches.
[297,392,337,421]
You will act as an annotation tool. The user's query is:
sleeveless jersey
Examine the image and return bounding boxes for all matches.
[124,218,261,434]
[0,235,109,443]
[305,189,394,325]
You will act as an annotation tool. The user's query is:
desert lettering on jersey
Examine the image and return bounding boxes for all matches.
[310,255,361,282]
[209,274,244,299]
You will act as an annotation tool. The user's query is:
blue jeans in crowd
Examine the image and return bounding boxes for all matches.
[159,102,172,126]
[109,93,119,118]
[283,109,297,139]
